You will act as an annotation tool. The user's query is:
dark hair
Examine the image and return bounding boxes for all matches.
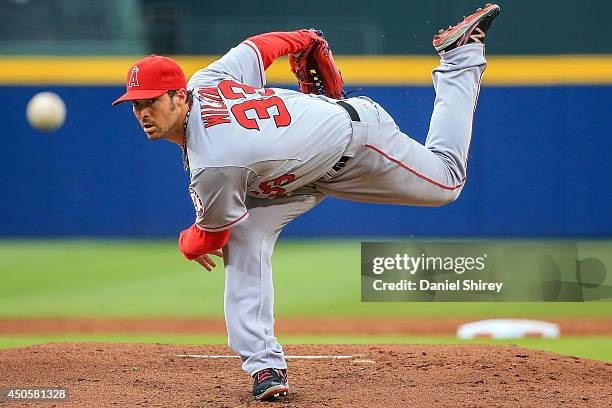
[167,89,192,110]
[167,89,192,100]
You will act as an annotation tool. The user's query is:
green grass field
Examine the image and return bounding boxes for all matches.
[2,239,611,317]
[1,239,611,361]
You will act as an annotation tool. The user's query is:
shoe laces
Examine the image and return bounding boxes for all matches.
[256,369,273,383]
[469,27,486,43]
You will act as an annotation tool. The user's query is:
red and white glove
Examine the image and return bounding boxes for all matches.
[288,29,344,99]
[246,29,344,99]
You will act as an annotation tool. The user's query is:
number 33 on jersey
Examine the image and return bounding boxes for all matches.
[184,42,353,232]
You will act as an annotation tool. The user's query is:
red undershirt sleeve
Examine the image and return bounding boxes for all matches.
[178,224,230,260]
[246,30,312,70]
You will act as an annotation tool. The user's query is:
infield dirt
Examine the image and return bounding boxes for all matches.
[1,343,611,407]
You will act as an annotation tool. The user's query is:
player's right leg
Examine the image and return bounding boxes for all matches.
[222,192,325,399]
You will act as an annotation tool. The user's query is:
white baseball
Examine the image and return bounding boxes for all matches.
[26,92,66,132]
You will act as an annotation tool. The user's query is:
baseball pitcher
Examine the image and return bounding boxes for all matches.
[113,4,500,401]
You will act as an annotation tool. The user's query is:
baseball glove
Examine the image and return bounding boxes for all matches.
[288,29,344,99]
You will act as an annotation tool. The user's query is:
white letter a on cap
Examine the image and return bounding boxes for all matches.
[129,66,140,88]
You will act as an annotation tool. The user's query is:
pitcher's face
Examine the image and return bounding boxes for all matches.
[132,92,181,141]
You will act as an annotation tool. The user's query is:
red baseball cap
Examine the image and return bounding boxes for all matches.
[112,55,187,106]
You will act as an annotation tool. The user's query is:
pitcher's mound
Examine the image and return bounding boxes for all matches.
[1,343,611,407]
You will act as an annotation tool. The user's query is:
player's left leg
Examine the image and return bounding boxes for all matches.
[315,6,499,206]
[316,44,486,206]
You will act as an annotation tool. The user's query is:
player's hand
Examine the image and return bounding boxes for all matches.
[289,29,344,99]
[193,249,224,272]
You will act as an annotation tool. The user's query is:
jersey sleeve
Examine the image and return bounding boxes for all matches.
[187,41,266,89]
[247,30,313,69]
[189,167,250,232]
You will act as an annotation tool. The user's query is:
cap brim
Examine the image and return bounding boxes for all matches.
[111,89,169,106]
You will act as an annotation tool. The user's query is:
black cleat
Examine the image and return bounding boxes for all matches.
[433,3,500,53]
[252,368,289,401]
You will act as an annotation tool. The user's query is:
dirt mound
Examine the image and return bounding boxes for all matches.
[1,343,611,407]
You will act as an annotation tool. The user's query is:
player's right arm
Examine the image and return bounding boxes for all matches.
[188,30,316,89]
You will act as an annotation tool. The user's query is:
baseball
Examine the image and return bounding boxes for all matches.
[26,92,66,131]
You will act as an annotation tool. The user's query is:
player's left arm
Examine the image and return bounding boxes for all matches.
[178,167,250,271]
[178,226,227,271]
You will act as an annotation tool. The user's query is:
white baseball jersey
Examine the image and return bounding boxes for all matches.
[185,41,352,232]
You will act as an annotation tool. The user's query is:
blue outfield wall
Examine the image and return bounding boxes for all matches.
[1,85,611,238]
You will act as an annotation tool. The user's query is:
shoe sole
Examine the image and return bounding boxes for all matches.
[254,385,289,401]
[433,4,500,51]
